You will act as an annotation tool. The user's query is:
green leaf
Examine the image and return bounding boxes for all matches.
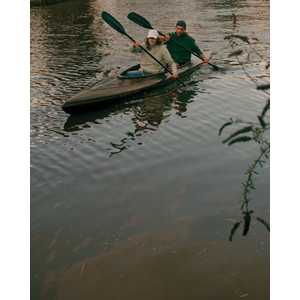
[228,136,252,146]
[257,83,270,90]
[229,221,242,241]
[261,99,270,117]
[243,213,251,236]
[222,125,253,143]
[219,121,233,136]
[256,217,270,232]
[257,115,266,129]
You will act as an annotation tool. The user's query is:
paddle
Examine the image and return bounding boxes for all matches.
[101,11,186,86]
[127,12,226,72]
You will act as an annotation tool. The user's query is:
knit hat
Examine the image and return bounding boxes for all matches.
[148,30,159,39]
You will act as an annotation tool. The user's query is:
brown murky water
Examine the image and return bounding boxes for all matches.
[31,0,270,299]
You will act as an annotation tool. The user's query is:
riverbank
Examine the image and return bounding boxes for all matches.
[30,0,71,7]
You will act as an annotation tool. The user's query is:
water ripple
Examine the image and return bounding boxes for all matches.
[30,1,270,298]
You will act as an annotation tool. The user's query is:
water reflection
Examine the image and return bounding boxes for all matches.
[209,0,240,9]
[31,0,270,299]
[63,87,198,156]
[39,223,269,300]
[30,0,111,105]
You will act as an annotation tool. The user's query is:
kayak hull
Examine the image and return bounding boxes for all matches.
[61,50,212,114]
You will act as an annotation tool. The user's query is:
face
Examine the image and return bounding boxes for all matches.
[148,37,157,46]
[175,25,186,36]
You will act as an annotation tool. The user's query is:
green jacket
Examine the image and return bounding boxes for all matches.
[165,32,203,64]
[128,42,177,74]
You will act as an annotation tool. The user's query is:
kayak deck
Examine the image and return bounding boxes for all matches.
[62,50,212,113]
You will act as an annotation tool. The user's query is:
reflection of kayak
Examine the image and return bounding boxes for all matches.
[61,50,212,114]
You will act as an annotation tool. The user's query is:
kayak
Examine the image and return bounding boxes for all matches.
[61,50,212,114]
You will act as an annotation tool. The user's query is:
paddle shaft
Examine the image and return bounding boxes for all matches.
[126,13,222,71]
[123,33,185,86]
[157,31,220,70]
[101,12,185,86]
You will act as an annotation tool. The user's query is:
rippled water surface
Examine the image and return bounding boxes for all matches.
[31,0,270,299]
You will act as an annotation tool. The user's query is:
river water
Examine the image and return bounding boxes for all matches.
[30,0,270,299]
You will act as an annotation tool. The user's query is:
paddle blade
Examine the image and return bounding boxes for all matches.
[102,11,127,35]
[127,12,154,30]
[210,63,230,72]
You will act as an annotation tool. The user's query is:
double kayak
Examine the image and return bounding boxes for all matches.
[61,50,212,114]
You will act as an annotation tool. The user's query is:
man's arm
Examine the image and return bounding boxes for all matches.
[159,35,169,42]
[199,53,209,63]
[191,42,209,63]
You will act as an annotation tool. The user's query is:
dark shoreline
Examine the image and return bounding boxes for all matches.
[30,0,72,7]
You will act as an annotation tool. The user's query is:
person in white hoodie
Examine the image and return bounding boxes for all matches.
[124,29,178,78]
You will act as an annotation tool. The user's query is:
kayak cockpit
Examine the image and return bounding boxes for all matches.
[117,61,192,79]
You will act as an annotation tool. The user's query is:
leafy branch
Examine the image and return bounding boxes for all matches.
[219,100,270,145]
[224,13,270,95]
[220,100,270,241]
[221,14,270,241]
[229,211,270,242]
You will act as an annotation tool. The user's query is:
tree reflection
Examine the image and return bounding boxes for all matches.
[31,0,108,98]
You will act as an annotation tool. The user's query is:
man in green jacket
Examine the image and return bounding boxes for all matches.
[163,20,209,66]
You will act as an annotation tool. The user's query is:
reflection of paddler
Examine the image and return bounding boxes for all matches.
[133,97,166,132]
[124,30,178,78]
[172,92,187,117]
[163,20,209,67]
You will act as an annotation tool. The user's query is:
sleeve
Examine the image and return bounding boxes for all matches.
[165,32,173,46]
[191,40,203,56]
[128,43,143,53]
[162,47,177,73]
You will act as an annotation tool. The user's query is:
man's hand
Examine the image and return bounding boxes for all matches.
[200,54,209,63]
